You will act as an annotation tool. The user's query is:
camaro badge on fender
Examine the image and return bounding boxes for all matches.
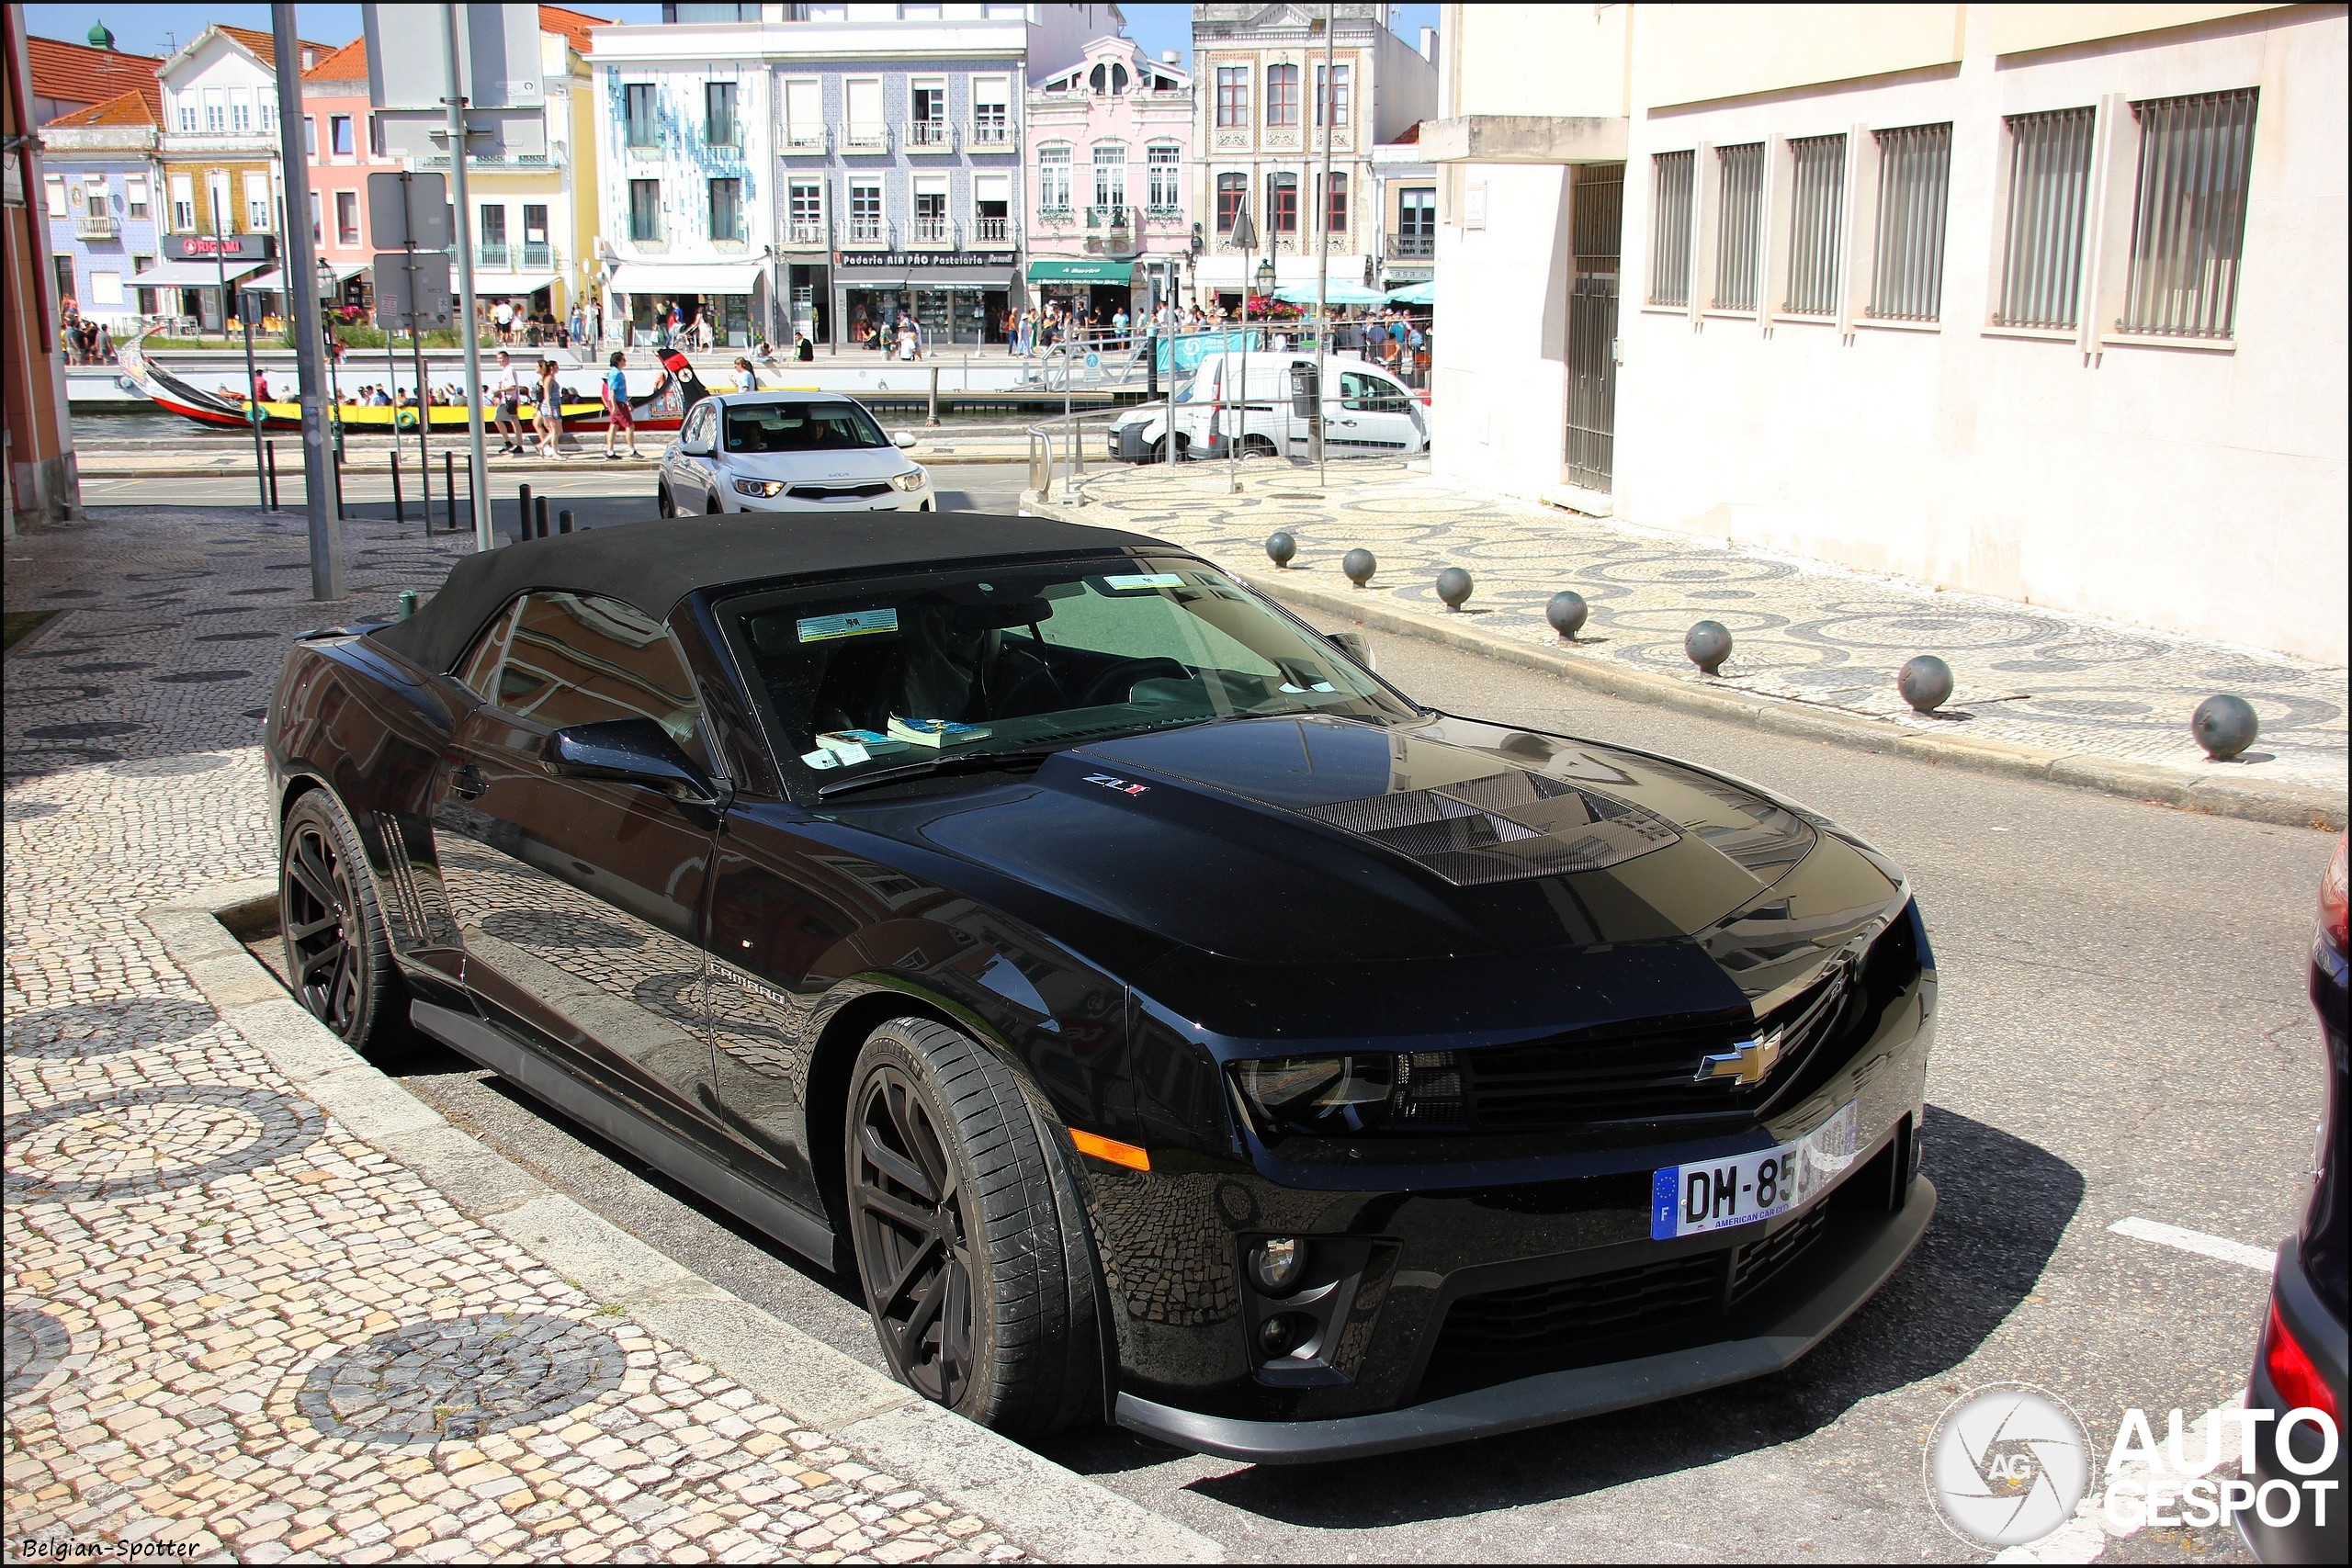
[1083,773,1149,795]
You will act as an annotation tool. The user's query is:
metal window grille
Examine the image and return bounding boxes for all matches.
[1647,151,1693,306]
[1783,135,1845,314]
[1869,123,1951,321]
[2121,89,2256,339]
[1996,108,2094,328]
[1713,143,1764,310]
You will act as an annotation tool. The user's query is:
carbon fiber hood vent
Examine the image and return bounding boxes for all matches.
[1300,768,1681,886]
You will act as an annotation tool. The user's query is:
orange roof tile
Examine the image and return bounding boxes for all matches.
[44,83,164,129]
[28,33,159,115]
[539,6,613,54]
[303,37,368,84]
[209,24,334,71]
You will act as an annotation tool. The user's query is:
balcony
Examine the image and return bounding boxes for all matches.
[780,126,830,153]
[521,240,552,269]
[1386,232,1434,259]
[842,125,890,152]
[75,214,119,240]
[904,119,955,152]
[1035,205,1073,225]
[844,218,889,247]
[910,216,953,246]
[1143,204,1183,225]
[478,241,511,269]
[968,118,1012,149]
[1085,205,1132,231]
[785,220,827,248]
[972,215,1013,247]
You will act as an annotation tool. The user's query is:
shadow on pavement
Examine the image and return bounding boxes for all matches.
[1035,1102,2082,1523]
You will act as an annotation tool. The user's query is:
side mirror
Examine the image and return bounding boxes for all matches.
[891,429,918,449]
[1326,630,1375,672]
[548,717,723,803]
[682,433,712,456]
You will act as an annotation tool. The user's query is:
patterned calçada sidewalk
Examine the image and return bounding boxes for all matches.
[1055,460,2347,799]
[4,506,1024,1564]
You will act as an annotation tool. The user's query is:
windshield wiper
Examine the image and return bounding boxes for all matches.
[816,746,1069,798]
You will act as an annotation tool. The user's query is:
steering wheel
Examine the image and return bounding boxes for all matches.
[991,658,1070,717]
[1079,658,1190,707]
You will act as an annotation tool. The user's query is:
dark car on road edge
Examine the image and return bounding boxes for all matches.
[265,513,1938,1461]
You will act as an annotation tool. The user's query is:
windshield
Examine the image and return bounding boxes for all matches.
[721,557,1415,788]
[724,400,888,454]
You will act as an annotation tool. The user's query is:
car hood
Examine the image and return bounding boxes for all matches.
[715,446,915,482]
[839,714,1902,1021]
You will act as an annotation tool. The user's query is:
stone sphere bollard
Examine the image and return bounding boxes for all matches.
[1435,567,1474,612]
[2192,694,2259,760]
[1545,591,1589,641]
[1898,654,1953,713]
[1266,530,1296,569]
[1685,620,1733,675]
[1342,548,1377,589]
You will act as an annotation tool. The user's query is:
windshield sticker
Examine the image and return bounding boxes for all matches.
[1102,573,1185,592]
[799,748,842,770]
[797,608,899,643]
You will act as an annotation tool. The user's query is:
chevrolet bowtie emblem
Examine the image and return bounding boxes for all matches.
[1695,1031,1782,1086]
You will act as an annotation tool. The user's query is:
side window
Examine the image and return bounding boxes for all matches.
[492,592,709,766]
[687,402,715,448]
[1339,370,1377,410]
[454,599,522,695]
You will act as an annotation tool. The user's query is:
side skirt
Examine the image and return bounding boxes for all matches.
[410,998,837,1268]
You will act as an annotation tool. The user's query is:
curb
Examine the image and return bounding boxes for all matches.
[142,878,1223,1567]
[1023,491,2345,833]
[78,450,1031,480]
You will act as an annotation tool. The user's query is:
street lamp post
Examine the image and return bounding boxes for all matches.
[317,257,345,506]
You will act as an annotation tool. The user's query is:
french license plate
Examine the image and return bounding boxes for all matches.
[1649,1100,1861,1241]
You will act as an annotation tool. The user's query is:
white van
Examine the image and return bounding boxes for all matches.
[1105,351,1427,463]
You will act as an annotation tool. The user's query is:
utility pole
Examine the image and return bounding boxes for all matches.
[1315,4,1337,486]
[443,4,492,548]
[273,2,345,595]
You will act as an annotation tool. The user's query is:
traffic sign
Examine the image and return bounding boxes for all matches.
[372,251,453,327]
[366,170,450,252]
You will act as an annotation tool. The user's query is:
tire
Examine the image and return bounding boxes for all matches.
[655,480,673,517]
[705,490,722,514]
[845,1018,1100,1438]
[279,790,403,1055]
[1148,434,1189,464]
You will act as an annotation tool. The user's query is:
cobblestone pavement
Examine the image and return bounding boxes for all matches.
[5,506,1021,1564]
[1065,460,2348,793]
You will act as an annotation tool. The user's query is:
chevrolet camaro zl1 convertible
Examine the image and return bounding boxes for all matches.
[266,513,1938,1461]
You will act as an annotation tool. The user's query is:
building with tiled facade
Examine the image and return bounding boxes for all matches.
[37,83,163,328]
[1023,34,1191,320]
[1188,2,1436,308]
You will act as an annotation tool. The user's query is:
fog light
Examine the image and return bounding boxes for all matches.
[1252,1237,1306,1295]
[1258,1313,1308,1359]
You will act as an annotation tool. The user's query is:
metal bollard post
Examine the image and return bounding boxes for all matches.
[265,440,280,510]
[927,365,941,426]
[445,452,457,532]
[516,482,532,545]
[533,494,550,538]
[331,442,345,520]
[390,448,405,530]
[557,508,574,535]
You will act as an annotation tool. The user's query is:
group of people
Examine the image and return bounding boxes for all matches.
[488,349,574,458]
[486,299,571,349]
[850,309,927,360]
[55,299,113,365]
[1005,301,1134,356]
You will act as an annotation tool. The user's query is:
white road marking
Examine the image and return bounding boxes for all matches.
[2109,1216,2277,1273]
[1995,1392,2247,1565]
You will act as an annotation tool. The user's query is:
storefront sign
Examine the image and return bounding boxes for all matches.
[166,233,276,262]
[835,250,1005,271]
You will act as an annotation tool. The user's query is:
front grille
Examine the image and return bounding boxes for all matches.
[786,481,891,501]
[1438,1252,1723,1357]
[1731,1196,1829,1301]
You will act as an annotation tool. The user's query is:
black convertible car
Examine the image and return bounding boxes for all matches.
[266,513,1937,1461]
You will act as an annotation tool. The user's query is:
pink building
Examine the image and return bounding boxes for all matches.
[299,38,398,311]
[1023,37,1192,321]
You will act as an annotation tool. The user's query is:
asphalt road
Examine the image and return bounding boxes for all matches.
[74,461,1034,533]
[261,600,2330,1562]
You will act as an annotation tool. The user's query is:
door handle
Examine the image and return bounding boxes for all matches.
[449,761,489,799]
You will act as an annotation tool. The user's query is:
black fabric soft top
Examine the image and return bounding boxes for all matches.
[368,511,1170,675]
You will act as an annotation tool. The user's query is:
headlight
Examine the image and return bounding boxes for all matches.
[1232,1051,1465,1137]
[733,478,785,498]
[888,468,926,492]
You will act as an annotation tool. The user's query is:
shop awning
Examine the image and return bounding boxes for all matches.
[132,259,266,289]
[1026,258,1136,283]
[475,273,562,299]
[608,261,765,297]
[1272,280,1391,307]
[236,261,368,294]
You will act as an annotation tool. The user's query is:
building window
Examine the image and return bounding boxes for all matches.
[1783,134,1845,315]
[1995,108,2093,330]
[1647,151,1693,305]
[1712,141,1764,311]
[974,173,1010,242]
[1091,141,1126,213]
[1216,171,1246,235]
[844,79,884,147]
[787,178,823,242]
[230,87,253,132]
[1868,123,1951,321]
[1039,144,1071,212]
[706,81,738,147]
[781,79,821,147]
[1319,170,1347,235]
[1315,62,1350,128]
[203,87,224,132]
[1147,144,1181,212]
[331,114,354,157]
[1397,186,1436,256]
[2120,89,2256,339]
[261,97,275,133]
[1087,61,1129,96]
[52,255,75,306]
[126,175,149,218]
[178,102,197,132]
[910,80,947,146]
[479,203,508,265]
[912,177,947,242]
[709,176,743,241]
[43,174,66,218]
[303,116,317,156]
[628,178,662,241]
[336,190,359,246]
[170,175,195,232]
[244,172,273,232]
[1267,172,1297,233]
[848,179,883,243]
[1266,63,1297,127]
[1216,66,1249,128]
[522,204,548,265]
[369,115,386,156]
[624,83,659,147]
[309,190,322,243]
[972,77,1010,145]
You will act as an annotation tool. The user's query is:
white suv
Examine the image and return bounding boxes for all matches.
[659,393,935,515]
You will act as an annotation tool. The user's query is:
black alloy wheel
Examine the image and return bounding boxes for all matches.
[279,792,400,1052]
[843,1018,1103,1437]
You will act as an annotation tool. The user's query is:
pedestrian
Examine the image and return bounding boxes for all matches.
[491,350,526,455]
[794,333,814,363]
[492,299,513,344]
[567,302,585,347]
[895,319,919,361]
[732,355,759,393]
[252,367,273,403]
[1113,306,1129,346]
[602,350,639,458]
[534,359,565,457]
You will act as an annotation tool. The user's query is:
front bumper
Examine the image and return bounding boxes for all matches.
[1114,1168,1934,1463]
[729,486,932,513]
